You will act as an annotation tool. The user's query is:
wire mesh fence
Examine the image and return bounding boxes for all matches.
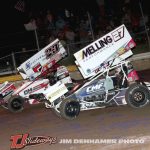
[0,54,14,75]
[0,40,91,76]
[0,27,149,76]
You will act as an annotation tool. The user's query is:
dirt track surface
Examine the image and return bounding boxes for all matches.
[0,69,150,150]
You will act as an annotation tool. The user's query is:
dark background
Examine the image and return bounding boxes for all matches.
[0,0,100,56]
[0,0,99,33]
[0,0,149,56]
[1,0,149,34]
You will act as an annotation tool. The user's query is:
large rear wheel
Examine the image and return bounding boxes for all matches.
[125,83,150,108]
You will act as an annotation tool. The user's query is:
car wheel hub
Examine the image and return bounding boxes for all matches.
[133,92,144,102]
[66,103,78,117]
[12,100,22,108]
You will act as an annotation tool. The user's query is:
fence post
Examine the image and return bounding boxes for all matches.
[67,44,70,56]
[12,52,17,74]
[34,29,40,51]
[87,11,95,41]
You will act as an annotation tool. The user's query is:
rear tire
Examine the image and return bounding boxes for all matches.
[8,96,24,113]
[60,98,80,120]
[125,83,150,108]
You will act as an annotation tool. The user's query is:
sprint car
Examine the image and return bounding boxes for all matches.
[30,60,150,120]
[0,39,71,112]
[0,65,72,112]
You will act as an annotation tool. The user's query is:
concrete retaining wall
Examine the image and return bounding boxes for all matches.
[129,52,150,71]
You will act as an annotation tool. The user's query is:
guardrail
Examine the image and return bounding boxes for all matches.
[129,52,150,61]
[0,65,78,83]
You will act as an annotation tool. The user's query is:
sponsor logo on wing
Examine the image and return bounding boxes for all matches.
[25,62,31,71]
[86,82,105,94]
[82,26,125,60]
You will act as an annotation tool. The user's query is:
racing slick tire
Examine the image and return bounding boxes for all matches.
[7,96,24,113]
[125,83,150,108]
[60,98,80,120]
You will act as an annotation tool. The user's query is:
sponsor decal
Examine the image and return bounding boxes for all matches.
[125,39,136,50]
[24,83,48,95]
[29,55,45,67]
[48,86,66,100]
[25,62,31,71]
[82,36,113,59]
[32,63,42,73]
[111,25,124,42]
[86,82,105,93]
[1,84,16,97]
[82,26,125,60]
[45,41,59,59]
[25,55,45,72]
[10,133,57,149]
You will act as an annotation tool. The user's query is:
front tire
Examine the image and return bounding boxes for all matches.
[60,98,80,120]
[125,83,150,108]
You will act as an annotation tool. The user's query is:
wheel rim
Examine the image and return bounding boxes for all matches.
[11,99,22,110]
[133,91,145,102]
[65,101,79,118]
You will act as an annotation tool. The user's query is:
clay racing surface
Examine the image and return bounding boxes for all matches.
[0,69,150,150]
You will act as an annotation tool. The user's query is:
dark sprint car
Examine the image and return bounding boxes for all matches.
[50,60,150,120]
[29,24,150,120]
